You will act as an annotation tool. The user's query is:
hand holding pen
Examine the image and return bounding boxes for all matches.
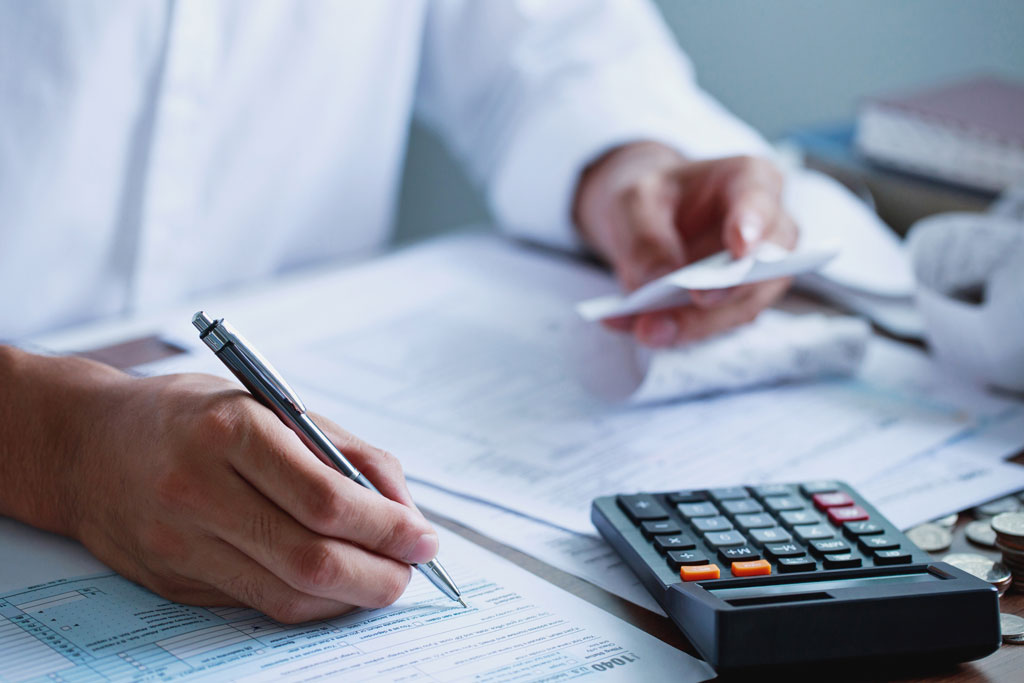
[22,314,461,624]
[192,312,465,608]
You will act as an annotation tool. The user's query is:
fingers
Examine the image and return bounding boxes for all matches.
[612,177,687,292]
[225,421,437,565]
[311,413,415,508]
[717,157,784,259]
[200,476,414,609]
[199,538,362,623]
[634,277,792,347]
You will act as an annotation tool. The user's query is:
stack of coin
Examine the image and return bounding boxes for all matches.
[942,553,1013,596]
[992,512,1024,591]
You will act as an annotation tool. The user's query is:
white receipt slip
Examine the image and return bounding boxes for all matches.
[576,242,836,321]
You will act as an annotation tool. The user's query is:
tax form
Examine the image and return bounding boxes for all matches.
[0,520,712,682]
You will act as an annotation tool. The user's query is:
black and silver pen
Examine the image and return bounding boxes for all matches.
[191,311,466,608]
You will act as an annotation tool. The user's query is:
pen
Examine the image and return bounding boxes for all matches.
[191,311,467,608]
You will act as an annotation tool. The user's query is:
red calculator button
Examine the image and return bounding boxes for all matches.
[731,560,771,577]
[827,505,869,525]
[680,564,721,581]
[813,492,854,510]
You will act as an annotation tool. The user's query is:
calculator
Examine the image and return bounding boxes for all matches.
[592,481,1000,671]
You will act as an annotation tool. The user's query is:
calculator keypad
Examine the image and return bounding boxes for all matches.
[615,482,913,582]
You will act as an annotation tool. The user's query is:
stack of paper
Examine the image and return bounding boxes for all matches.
[143,236,1024,536]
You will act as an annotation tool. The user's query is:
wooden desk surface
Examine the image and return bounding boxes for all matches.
[77,334,1024,681]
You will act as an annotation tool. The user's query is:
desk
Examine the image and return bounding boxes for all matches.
[64,322,1024,681]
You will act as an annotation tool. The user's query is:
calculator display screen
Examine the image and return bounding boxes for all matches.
[707,572,941,602]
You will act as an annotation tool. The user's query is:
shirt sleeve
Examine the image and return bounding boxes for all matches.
[414,0,773,250]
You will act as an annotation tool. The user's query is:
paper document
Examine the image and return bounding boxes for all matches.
[137,236,1024,536]
[0,520,712,682]
[578,309,869,403]
[408,482,664,615]
[907,212,1024,391]
[576,242,836,321]
[795,274,925,339]
[783,168,914,297]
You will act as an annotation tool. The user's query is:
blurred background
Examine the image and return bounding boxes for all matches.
[394,0,1024,243]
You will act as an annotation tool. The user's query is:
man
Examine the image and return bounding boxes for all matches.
[0,1,797,622]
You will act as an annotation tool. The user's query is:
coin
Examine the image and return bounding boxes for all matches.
[932,513,959,528]
[992,512,1024,540]
[942,553,988,565]
[975,496,1023,518]
[906,523,953,553]
[966,519,998,548]
[1001,613,1024,644]
[943,554,1012,595]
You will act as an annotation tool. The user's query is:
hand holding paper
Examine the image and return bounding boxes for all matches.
[573,147,802,346]
[576,242,837,321]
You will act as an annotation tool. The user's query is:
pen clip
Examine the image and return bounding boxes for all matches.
[194,312,307,414]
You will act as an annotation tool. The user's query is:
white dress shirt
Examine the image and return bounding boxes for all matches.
[0,0,773,340]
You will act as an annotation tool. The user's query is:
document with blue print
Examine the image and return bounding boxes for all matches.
[0,519,711,682]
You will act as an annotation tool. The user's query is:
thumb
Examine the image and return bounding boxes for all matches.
[614,184,687,291]
[723,189,780,260]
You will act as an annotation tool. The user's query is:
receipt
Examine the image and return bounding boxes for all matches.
[907,212,1024,392]
[576,309,870,403]
[575,242,836,321]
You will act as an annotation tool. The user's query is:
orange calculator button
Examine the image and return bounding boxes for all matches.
[680,564,721,581]
[730,559,772,577]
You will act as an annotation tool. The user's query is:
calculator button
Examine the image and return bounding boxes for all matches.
[843,521,885,538]
[654,534,697,552]
[692,516,734,532]
[765,542,806,558]
[617,494,669,523]
[777,556,817,573]
[677,502,720,519]
[780,510,821,527]
[812,492,855,510]
[749,527,792,546]
[874,549,913,565]
[752,484,796,498]
[858,536,900,552]
[800,481,840,496]
[764,496,804,512]
[827,505,869,525]
[731,559,772,577]
[793,524,835,542]
[667,491,705,504]
[703,530,747,547]
[722,498,764,515]
[810,539,851,556]
[640,520,682,539]
[718,545,760,564]
[666,550,710,567]
[735,513,775,530]
[680,564,721,581]
[709,487,749,501]
[823,553,862,569]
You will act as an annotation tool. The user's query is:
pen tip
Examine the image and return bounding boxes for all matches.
[458,597,468,609]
